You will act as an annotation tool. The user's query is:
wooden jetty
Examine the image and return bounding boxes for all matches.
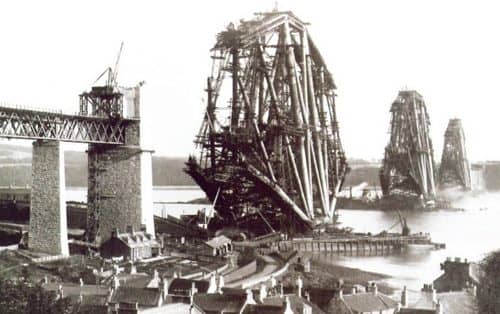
[277,233,444,255]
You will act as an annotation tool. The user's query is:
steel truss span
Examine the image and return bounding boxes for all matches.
[438,119,471,190]
[0,106,135,144]
[380,90,437,206]
[186,11,348,234]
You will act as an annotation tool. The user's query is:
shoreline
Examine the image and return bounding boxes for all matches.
[279,255,394,294]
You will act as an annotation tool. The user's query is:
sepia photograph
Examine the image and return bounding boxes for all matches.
[0,0,498,313]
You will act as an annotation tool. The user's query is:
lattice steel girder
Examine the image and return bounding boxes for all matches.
[0,106,137,144]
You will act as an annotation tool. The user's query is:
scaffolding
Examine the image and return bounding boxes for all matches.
[438,119,471,190]
[380,90,437,205]
[185,11,348,234]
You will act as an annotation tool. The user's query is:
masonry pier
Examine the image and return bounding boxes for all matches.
[29,140,69,256]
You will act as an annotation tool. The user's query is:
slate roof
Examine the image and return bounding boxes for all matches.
[117,231,160,249]
[43,283,110,297]
[193,293,247,313]
[437,291,476,314]
[205,235,232,249]
[117,274,153,288]
[109,287,162,307]
[169,278,210,294]
[263,294,325,314]
[327,292,399,313]
[242,304,284,314]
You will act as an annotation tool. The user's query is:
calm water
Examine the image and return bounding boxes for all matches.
[66,186,500,293]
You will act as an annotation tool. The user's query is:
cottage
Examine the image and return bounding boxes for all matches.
[327,283,399,314]
[108,286,164,313]
[204,235,233,256]
[42,280,109,314]
[165,278,210,303]
[192,292,249,314]
[100,226,160,261]
[433,257,480,292]
[399,284,477,314]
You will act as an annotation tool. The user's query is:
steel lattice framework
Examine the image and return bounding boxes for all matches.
[438,119,471,190]
[185,10,348,234]
[0,105,136,144]
[380,90,437,205]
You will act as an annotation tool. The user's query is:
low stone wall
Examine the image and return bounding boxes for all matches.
[223,260,257,283]
[31,254,69,264]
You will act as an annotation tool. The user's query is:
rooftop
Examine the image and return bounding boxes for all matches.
[328,292,399,313]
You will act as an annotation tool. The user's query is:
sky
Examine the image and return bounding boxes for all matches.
[0,0,499,162]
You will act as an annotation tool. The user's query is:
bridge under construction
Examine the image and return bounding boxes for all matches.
[438,118,471,191]
[379,90,437,209]
[0,50,154,256]
[185,11,348,235]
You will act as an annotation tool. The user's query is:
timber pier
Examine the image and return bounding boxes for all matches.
[277,233,445,255]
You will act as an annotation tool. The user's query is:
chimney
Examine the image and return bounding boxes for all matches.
[162,278,169,299]
[217,275,225,293]
[304,260,311,273]
[208,274,217,293]
[153,269,159,281]
[296,276,303,298]
[187,282,197,307]
[259,283,267,302]
[432,287,437,304]
[126,225,134,234]
[435,300,442,314]
[112,276,120,289]
[279,282,284,298]
[58,285,64,299]
[401,286,408,307]
[270,275,277,288]
[130,263,137,275]
[304,290,310,302]
[246,289,256,305]
[284,296,293,314]
[111,228,118,238]
[302,303,312,314]
[471,285,477,297]
[371,283,378,295]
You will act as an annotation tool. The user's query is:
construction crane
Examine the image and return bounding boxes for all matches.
[80,42,124,119]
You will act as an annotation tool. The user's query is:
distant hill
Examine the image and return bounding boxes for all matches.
[2,143,500,191]
[0,143,194,187]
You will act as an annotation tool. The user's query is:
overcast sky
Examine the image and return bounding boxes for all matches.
[0,0,498,162]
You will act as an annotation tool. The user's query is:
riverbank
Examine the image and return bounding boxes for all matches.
[279,257,393,294]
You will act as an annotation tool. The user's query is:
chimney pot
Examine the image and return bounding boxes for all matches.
[126,225,134,234]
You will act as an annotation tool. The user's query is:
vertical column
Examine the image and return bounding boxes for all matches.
[29,140,69,256]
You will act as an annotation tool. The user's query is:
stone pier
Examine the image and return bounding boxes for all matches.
[29,140,69,256]
[87,142,154,243]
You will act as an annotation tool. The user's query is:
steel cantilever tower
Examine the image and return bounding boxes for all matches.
[438,119,471,190]
[380,90,437,207]
[185,11,348,234]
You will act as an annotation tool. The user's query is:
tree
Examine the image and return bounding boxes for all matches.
[0,278,74,314]
[477,250,500,313]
